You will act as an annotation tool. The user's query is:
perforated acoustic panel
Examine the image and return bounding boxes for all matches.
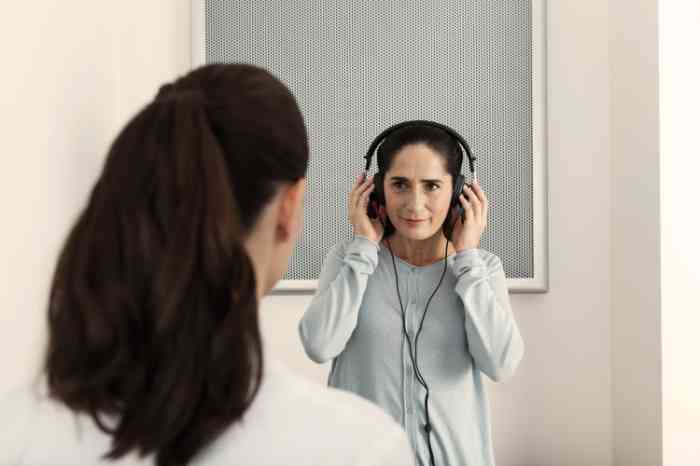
[193,0,547,292]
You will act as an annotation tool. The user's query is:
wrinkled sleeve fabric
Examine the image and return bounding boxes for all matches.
[449,249,524,382]
[298,236,379,363]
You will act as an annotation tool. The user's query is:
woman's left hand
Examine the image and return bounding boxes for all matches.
[449,179,489,252]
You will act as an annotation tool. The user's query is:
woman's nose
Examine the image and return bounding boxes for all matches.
[405,189,425,212]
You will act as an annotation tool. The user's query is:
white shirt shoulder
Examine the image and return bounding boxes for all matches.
[200,358,415,466]
[0,361,414,466]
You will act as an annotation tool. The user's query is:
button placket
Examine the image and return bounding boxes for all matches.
[404,267,417,434]
[404,263,415,428]
[402,264,409,422]
[408,266,423,445]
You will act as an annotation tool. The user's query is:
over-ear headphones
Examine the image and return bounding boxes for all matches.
[363,121,476,234]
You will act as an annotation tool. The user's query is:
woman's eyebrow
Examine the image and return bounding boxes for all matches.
[388,176,443,183]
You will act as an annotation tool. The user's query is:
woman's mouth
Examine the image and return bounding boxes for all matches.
[401,217,427,226]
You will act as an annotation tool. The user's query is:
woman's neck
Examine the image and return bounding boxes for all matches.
[383,232,455,267]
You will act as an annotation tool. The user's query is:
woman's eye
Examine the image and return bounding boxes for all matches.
[392,182,407,190]
[427,183,440,191]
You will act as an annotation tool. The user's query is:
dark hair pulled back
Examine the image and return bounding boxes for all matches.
[45,63,308,465]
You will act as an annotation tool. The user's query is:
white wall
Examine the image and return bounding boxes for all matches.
[609,1,663,465]
[111,1,192,127]
[0,1,120,395]
[659,1,700,465]
[0,1,191,396]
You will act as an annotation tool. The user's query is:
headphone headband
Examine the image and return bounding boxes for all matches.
[363,120,476,175]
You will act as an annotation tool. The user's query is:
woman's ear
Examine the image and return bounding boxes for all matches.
[275,178,306,241]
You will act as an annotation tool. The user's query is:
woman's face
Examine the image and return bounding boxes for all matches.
[383,143,453,241]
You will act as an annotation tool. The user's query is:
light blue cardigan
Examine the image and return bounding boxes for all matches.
[299,235,524,466]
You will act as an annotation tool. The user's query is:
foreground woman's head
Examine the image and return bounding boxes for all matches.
[45,63,308,465]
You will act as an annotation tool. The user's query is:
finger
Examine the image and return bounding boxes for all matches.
[357,182,374,209]
[460,194,476,224]
[350,174,371,205]
[349,174,362,203]
[458,193,468,210]
[354,173,365,190]
[353,172,372,192]
[472,180,487,205]
[457,194,471,220]
[358,176,374,197]
[359,174,374,191]
[471,182,489,224]
[463,185,482,220]
[360,181,374,201]
[349,185,358,208]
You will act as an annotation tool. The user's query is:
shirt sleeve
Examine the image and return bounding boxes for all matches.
[449,249,524,382]
[298,236,379,363]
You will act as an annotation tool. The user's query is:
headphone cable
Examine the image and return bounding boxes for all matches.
[384,212,460,466]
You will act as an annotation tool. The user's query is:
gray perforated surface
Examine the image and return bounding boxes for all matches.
[205,0,533,281]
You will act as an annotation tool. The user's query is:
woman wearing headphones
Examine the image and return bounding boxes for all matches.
[299,123,524,466]
[0,64,414,466]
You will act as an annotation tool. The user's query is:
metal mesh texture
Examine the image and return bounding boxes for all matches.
[205,0,533,280]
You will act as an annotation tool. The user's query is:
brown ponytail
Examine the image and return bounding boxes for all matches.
[45,64,308,465]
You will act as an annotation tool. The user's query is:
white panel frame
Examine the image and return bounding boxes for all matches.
[190,0,548,293]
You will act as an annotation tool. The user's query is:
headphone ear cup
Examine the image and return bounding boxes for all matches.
[374,173,385,204]
[444,175,466,238]
[367,191,379,219]
[367,173,385,219]
[452,175,466,207]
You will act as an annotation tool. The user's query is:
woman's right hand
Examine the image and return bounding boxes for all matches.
[348,173,384,244]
